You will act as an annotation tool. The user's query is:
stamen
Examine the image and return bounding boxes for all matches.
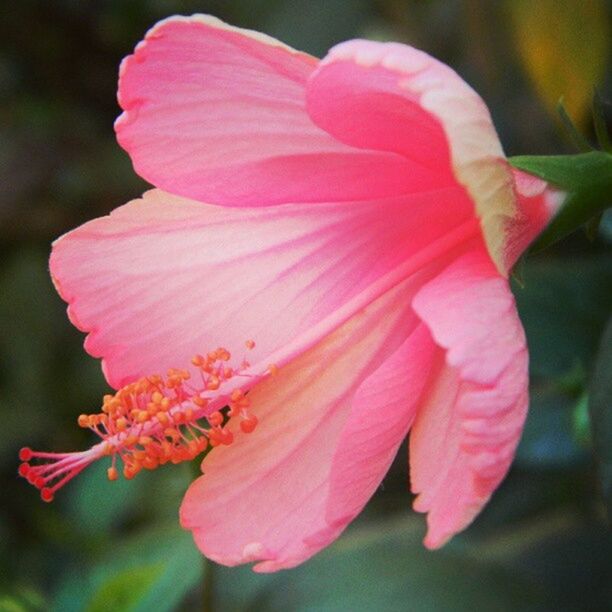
[19,345,265,501]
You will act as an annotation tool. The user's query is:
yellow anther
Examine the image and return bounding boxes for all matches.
[206,375,220,391]
[240,414,258,434]
[156,412,170,426]
[136,411,148,424]
[208,411,223,427]
[193,396,208,408]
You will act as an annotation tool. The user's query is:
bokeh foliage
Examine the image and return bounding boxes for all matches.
[506,0,610,127]
[1,1,611,610]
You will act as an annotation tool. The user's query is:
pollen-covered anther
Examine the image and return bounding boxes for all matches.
[19,343,267,500]
[240,414,258,434]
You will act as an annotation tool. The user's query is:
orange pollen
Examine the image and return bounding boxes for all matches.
[19,344,265,502]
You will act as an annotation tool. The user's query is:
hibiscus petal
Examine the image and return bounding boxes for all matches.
[116,15,417,204]
[307,39,522,275]
[50,189,467,388]
[321,324,437,539]
[180,277,428,571]
[410,247,528,548]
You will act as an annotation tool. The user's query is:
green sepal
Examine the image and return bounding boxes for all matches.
[509,151,612,250]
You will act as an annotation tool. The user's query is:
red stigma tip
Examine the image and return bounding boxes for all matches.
[40,488,54,502]
[19,447,32,461]
[18,463,30,477]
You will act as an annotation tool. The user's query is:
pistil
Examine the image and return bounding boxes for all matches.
[19,343,265,501]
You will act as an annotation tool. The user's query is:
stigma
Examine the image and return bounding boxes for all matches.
[19,342,270,502]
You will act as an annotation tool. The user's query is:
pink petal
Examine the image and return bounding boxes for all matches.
[321,324,437,538]
[307,39,523,275]
[50,189,465,389]
[410,247,528,547]
[180,276,427,571]
[116,15,417,204]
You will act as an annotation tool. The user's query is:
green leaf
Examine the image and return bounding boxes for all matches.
[86,564,164,612]
[588,315,612,525]
[215,517,548,611]
[509,151,612,249]
[53,525,202,612]
[506,0,610,126]
[0,587,46,612]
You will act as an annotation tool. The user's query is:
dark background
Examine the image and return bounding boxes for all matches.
[1,1,611,610]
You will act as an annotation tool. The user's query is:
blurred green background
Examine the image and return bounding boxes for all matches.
[1,1,611,610]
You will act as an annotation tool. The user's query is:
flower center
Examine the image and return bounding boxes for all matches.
[19,341,273,502]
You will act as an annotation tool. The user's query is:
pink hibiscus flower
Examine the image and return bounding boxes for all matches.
[20,15,560,571]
